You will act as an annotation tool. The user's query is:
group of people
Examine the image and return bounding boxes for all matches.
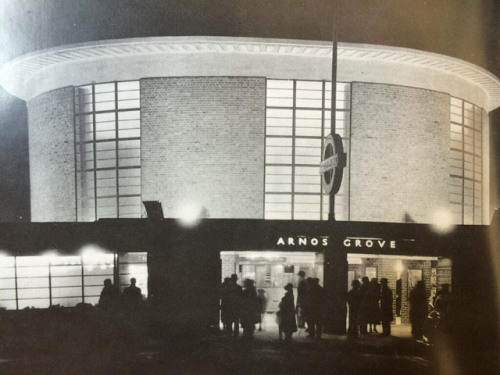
[219,274,267,338]
[347,277,393,336]
[294,271,325,340]
[409,282,452,340]
[98,277,143,312]
[220,271,325,343]
[276,271,326,343]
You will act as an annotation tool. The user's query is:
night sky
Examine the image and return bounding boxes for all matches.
[0,0,499,221]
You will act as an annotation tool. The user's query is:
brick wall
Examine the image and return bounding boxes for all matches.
[349,258,433,324]
[350,83,450,223]
[400,260,432,323]
[221,252,238,281]
[437,257,452,288]
[141,77,266,219]
[27,87,76,222]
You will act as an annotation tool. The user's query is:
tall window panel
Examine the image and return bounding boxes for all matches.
[16,256,50,309]
[0,256,17,309]
[265,80,350,221]
[75,81,141,221]
[118,252,148,299]
[449,97,483,224]
[0,252,148,310]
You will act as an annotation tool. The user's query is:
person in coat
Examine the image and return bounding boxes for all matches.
[366,278,381,333]
[358,276,370,334]
[380,278,394,336]
[307,278,325,338]
[123,277,142,311]
[296,270,307,329]
[347,279,362,336]
[226,274,243,336]
[240,279,259,338]
[410,280,428,339]
[98,278,120,312]
[256,289,267,331]
[219,277,232,331]
[277,283,297,343]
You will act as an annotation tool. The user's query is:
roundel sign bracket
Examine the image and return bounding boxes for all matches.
[319,133,346,195]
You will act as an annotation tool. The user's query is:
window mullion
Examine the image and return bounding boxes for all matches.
[291,80,296,220]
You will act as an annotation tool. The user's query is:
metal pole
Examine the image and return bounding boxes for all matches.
[329,0,338,221]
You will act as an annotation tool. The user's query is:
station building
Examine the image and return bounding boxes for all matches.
[0,37,499,336]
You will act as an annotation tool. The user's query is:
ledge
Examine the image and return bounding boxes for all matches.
[1,36,499,111]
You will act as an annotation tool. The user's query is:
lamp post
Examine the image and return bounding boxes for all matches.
[319,0,345,222]
[329,0,338,221]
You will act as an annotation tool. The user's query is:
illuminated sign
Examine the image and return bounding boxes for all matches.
[319,133,346,194]
[274,236,412,251]
[343,237,397,249]
[277,236,329,247]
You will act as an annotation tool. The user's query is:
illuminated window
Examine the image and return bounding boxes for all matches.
[265,80,350,220]
[75,81,141,221]
[16,256,50,309]
[0,256,17,309]
[50,256,82,307]
[449,97,483,224]
[118,252,148,299]
[82,253,115,306]
[0,252,147,310]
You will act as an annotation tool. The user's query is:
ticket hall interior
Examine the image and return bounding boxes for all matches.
[220,250,452,333]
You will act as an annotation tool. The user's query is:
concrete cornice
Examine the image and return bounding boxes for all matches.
[1,36,499,111]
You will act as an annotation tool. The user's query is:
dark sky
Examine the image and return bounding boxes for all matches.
[0,0,499,221]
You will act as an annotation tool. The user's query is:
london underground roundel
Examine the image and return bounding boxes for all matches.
[319,133,346,195]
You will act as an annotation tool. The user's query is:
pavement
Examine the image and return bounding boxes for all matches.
[137,319,433,375]
[0,315,442,375]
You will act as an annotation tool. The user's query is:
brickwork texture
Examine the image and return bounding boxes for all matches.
[140,77,266,219]
[350,257,434,324]
[350,83,451,223]
[27,87,76,222]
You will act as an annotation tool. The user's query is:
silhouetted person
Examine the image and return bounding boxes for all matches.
[359,276,370,334]
[380,278,393,335]
[307,278,325,339]
[367,278,381,333]
[396,279,402,316]
[256,289,267,331]
[226,274,242,336]
[410,280,428,339]
[433,283,451,308]
[278,283,297,343]
[347,279,361,336]
[220,277,232,331]
[296,270,307,329]
[123,278,142,310]
[99,278,120,311]
[240,279,258,338]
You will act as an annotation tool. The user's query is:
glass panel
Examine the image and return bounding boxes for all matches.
[119,186,141,195]
[75,81,141,222]
[51,276,82,287]
[95,83,115,93]
[118,81,140,91]
[51,286,82,298]
[18,299,50,309]
[52,297,83,307]
[265,211,292,220]
[0,300,17,309]
[265,80,350,221]
[449,97,483,224]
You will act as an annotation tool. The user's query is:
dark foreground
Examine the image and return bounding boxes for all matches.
[0,309,497,375]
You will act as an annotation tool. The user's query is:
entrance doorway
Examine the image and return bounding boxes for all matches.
[346,254,452,336]
[220,251,323,330]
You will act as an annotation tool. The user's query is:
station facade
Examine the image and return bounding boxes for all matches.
[1,37,499,225]
[0,217,495,341]
[0,37,499,341]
